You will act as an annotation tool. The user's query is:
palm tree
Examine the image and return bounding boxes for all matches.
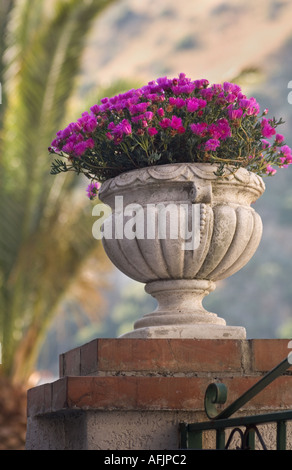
[0,0,122,451]
[0,0,118,385]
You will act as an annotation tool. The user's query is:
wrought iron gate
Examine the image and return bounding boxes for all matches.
[179,356,292,450]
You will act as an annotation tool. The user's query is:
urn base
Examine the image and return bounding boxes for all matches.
[119,279,246,339]
[120,323,246,339]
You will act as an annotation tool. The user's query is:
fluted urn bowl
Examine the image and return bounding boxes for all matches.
[98,163,265,339]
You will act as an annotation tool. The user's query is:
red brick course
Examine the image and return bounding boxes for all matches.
[59,338,245,377]
[252,339,292,371]
[27,374,292,418]
[59,338,292,377]
[27,339,292,419]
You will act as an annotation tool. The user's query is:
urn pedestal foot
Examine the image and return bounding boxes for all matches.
[120,324,246,339]
[120,279,246,339]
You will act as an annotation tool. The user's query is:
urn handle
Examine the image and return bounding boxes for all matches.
[189,180,212,204]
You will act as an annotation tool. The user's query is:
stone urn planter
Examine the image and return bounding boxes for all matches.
[98,163,265,339]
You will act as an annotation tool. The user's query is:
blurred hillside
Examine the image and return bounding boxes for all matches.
[80,0,292,93]
[39,0,292,376]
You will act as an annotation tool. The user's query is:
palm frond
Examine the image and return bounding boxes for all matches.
[0,0,118,381]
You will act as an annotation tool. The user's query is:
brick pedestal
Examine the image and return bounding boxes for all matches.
[26,339,292,450]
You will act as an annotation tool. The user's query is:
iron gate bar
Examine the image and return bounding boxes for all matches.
[180,410,292,449]
[179,355,292,450]
[224,425,267,450]
[276,421,286,450]
[204,357,291,420]
[185,409,292,433]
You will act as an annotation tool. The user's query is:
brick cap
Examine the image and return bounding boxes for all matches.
[59,338,292,377]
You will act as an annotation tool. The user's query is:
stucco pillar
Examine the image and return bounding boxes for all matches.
[26,338,292,450]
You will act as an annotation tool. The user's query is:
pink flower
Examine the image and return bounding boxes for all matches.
[208,124,221,139]
[198,99,207,109]
[228,108,243,120]
[177,126,186,134]
[121,119,132,135]
[84,117,97,133]
[62,142,75,154]
[131,115,142,124]
[74,141,89,157]
[187,98,200,113]
[157,108,164,117]
[211,84,223,94]
[280,145,292,157]
[51,138,61,149]
[237,97,260,115]
[144,111,154,121]
[129,102,149,115]
[148,127,158,136]
[226,93,237,103]
[216,118,231,140]
[279,145,292,164]
[261,119,276,138]
[194,79,209,89]
[205,139,220,151]
[266,165,277,175]
[159,118,171,129]
[246,97,260,116]
[223,82,241,95]
[261,139,270,149]
[199,88,214,101]
[171,85,184,96]
[60,126,72,139]
[180,83,196,94]
[275,134,284,144]
[85,138,95,149]
[175,97,186,108]
[170,116,183,130]
[239,99,252,110]
[190,122,208,136]
[72,121,83,133]
[90,104,101,115]
[86,182,101,200]
[207,119,231,140]
[156,76,172,88]
[262,124,276,139]
[112,119,132,137]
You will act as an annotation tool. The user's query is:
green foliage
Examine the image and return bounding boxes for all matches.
[0,0,117,382]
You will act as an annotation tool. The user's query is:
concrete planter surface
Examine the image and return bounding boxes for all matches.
[98,163,265,339]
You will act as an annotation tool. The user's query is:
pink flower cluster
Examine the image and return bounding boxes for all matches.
[50,73,249,158]
[49,73,292,190]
